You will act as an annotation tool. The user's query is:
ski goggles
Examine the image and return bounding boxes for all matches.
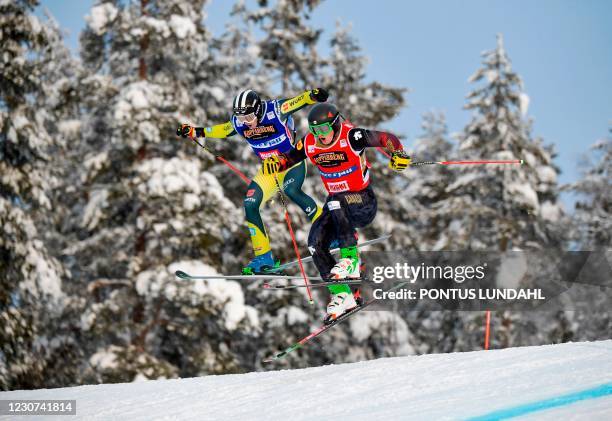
[309,121,334,136]
[235,112,257,124]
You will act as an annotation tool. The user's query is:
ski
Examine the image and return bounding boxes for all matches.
[175,270,324,282]
[176,235,392,282]
[262,281,408,363]
[264,234,392,274]
[263,279,363,290]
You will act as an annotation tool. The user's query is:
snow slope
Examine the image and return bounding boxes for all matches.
[2,341,611,420]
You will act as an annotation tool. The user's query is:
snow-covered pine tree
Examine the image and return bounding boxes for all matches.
[445,34,565,251]
[567,126,611,249]
[244,0,325,94]
[389,112,469,355]
[390,111,456,251]
[37,12,84,138]
[412,112,454,231]
[36,10,88,255]
[546,126,612,348]
[0,0,68,390]
[323,22,406,128]
[30,10,112,388]
[208,2,272,107]
[65,0,262,382]
[432,34,568,351]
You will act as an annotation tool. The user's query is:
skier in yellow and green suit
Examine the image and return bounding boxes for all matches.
[177,88,329,274]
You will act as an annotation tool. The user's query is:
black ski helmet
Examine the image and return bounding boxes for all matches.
[307,103,341,134]
[233,89,264,120]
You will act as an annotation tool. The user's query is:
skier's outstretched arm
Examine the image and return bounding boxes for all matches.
[277,88,329,118]
[176,121,237,140]
[348,128,411,171]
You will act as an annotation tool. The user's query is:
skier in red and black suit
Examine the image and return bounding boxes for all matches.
[261,103,411,323]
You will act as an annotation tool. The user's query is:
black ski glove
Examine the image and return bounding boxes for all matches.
[177,124,205,138]
[310,88,329,102]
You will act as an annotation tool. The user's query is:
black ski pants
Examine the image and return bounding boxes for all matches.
[307,185,377,277]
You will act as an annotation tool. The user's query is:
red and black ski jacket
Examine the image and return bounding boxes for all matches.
[279,121,403,194]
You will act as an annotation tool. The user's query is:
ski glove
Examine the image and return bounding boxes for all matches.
[310,88,329,103]
[262,155,283,175]
[389,150,411,171]
[177,124,205,139]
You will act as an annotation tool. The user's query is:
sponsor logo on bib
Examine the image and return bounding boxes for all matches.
[243,124,277,138]
[345,194,363,204]
[319,166,357,179]
[313,151,348,167]
[250,135,286,149]
[327,180,350,193]
[259,150,280,159]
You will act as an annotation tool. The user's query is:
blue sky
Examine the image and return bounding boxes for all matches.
[39,0,611,207]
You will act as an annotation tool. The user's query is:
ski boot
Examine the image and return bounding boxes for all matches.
[324,289,358,325]
[242,251,279,275]
[329,246,360,280]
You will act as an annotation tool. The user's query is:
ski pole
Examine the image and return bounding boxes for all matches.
[376,147,523,167]
[411,159,524,166]
[186,134,251,185]
[272,174,315,305]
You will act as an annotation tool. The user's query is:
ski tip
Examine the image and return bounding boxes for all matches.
[263,351,286,363]
[308,299,315,306]
[519,159,524,165]
[175,270,190,279]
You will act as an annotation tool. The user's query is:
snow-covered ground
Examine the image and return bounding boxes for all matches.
[2,341,611,420]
